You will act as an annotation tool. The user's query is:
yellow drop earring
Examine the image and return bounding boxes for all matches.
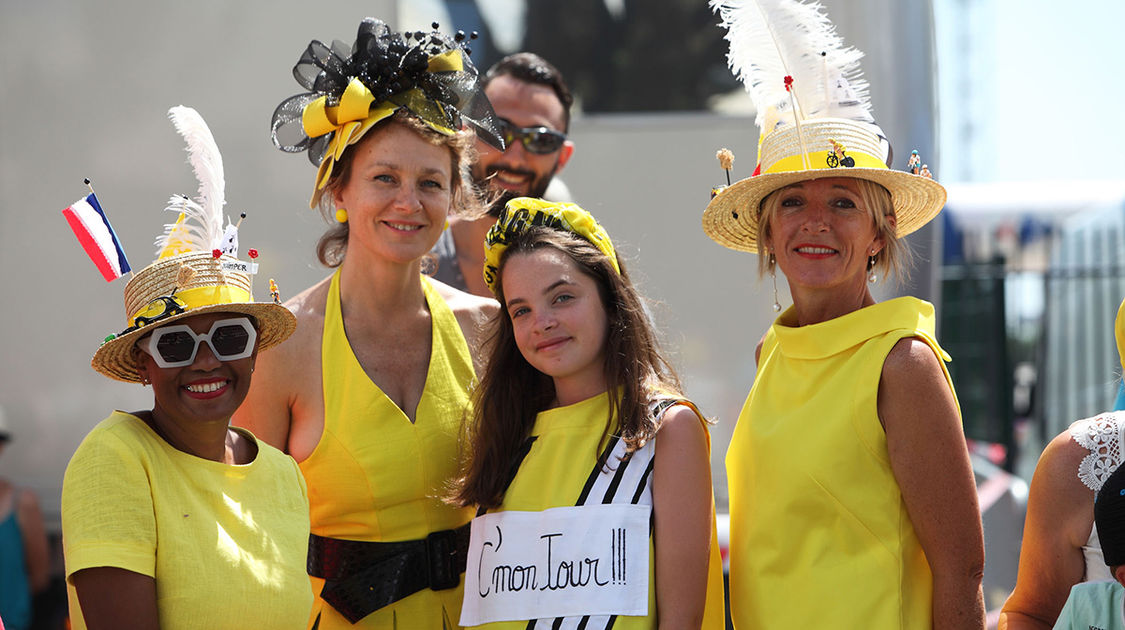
[335,208,348,224]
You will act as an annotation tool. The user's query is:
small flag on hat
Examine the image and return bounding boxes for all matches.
[62,186,131,282]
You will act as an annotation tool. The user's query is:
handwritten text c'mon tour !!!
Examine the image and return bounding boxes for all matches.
[460,505,649,625]
[478,527,631,596]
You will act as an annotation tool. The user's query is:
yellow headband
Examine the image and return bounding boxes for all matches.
[483,198,620,296]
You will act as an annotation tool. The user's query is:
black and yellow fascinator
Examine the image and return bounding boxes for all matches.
[270,17,505,208]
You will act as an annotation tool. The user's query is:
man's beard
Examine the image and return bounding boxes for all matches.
[476,164,557,218]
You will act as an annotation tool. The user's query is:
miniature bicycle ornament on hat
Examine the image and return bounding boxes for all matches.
[269,17,506,209]
[79,106,295,383]
[701,0,947,255]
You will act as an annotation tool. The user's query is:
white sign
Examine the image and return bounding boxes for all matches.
[460,504,650,625]
[220,260,258,274]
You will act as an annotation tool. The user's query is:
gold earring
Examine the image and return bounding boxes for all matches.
[335,208,348,224]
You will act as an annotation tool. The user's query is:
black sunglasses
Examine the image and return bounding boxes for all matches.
[497,118,567,155]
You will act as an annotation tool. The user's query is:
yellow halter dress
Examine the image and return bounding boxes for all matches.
[301,270,476,629]
[727,297,958,629]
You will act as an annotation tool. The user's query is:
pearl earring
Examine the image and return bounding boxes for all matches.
[769,252,782,312]
[868,252,878,284]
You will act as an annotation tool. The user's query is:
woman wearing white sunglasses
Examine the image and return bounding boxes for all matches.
[61,246,310,630]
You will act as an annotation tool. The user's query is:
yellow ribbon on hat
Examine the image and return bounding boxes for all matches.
[483,198,619,295]
[128,285,251,329]
[303,50,467,208]
[764,147,887,174]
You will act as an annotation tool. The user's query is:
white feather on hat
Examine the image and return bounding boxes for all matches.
[702,0,946,254]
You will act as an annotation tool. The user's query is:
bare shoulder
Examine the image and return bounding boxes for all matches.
[235,275,330,451]
[284,276,331,329]
[878,337,957,432]
[882,336,943,380]
[1032,428,1093,503]
[430,278,499,345]
[657,404,708,444]
[268,276,330,360]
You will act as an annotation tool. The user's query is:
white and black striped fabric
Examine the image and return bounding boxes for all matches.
[523,399,678,630]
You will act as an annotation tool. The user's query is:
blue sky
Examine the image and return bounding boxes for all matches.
[938,0,1125,183]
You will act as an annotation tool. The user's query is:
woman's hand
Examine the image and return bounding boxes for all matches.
[73,567,159,630]
[653,404,713,629]
[880,337,986,630]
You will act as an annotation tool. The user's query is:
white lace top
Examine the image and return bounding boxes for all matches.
[1070,411,1125,582]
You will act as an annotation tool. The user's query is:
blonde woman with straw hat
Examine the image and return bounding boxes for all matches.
[704,2,984,628]
[235,18,502,628]
[61,108,309,630]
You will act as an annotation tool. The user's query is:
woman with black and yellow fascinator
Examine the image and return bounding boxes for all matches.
[704,1,985,627]
[235,18,501,628]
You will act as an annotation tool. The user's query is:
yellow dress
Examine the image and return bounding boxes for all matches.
[726,297,958,629]
[301,270,476,628]
[465,393,726,629]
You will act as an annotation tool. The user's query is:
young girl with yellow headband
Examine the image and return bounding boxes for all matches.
[451,198,725,628]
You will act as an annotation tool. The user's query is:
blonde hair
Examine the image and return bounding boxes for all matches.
[755,178,912,284]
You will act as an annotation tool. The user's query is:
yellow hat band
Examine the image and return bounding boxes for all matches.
[764,147,887,175]
[128,285,251,329]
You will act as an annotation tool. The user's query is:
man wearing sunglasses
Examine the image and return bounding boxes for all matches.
[432,52,575,296]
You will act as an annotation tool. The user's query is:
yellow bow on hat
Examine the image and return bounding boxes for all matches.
[300,51,467,208]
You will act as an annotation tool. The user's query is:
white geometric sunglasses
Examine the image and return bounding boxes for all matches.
[139,317,257,368]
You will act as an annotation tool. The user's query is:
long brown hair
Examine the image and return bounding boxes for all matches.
[450,226,683,510]
[314,109,482,267]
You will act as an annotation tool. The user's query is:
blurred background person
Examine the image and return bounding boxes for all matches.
[0,407,49,630]
[431,52,575,296]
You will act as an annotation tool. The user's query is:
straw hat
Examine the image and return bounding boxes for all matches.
[702,1,947,255]
[91,252,295,383]
[702,118,947,254]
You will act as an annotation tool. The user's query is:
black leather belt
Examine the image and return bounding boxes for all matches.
[307,524,471,623]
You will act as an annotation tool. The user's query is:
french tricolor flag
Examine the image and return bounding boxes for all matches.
[62,193,131,282]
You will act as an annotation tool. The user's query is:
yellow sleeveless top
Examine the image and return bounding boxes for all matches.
[301,270,476,629]
[467,393,726,629]
[726,297,957,629]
